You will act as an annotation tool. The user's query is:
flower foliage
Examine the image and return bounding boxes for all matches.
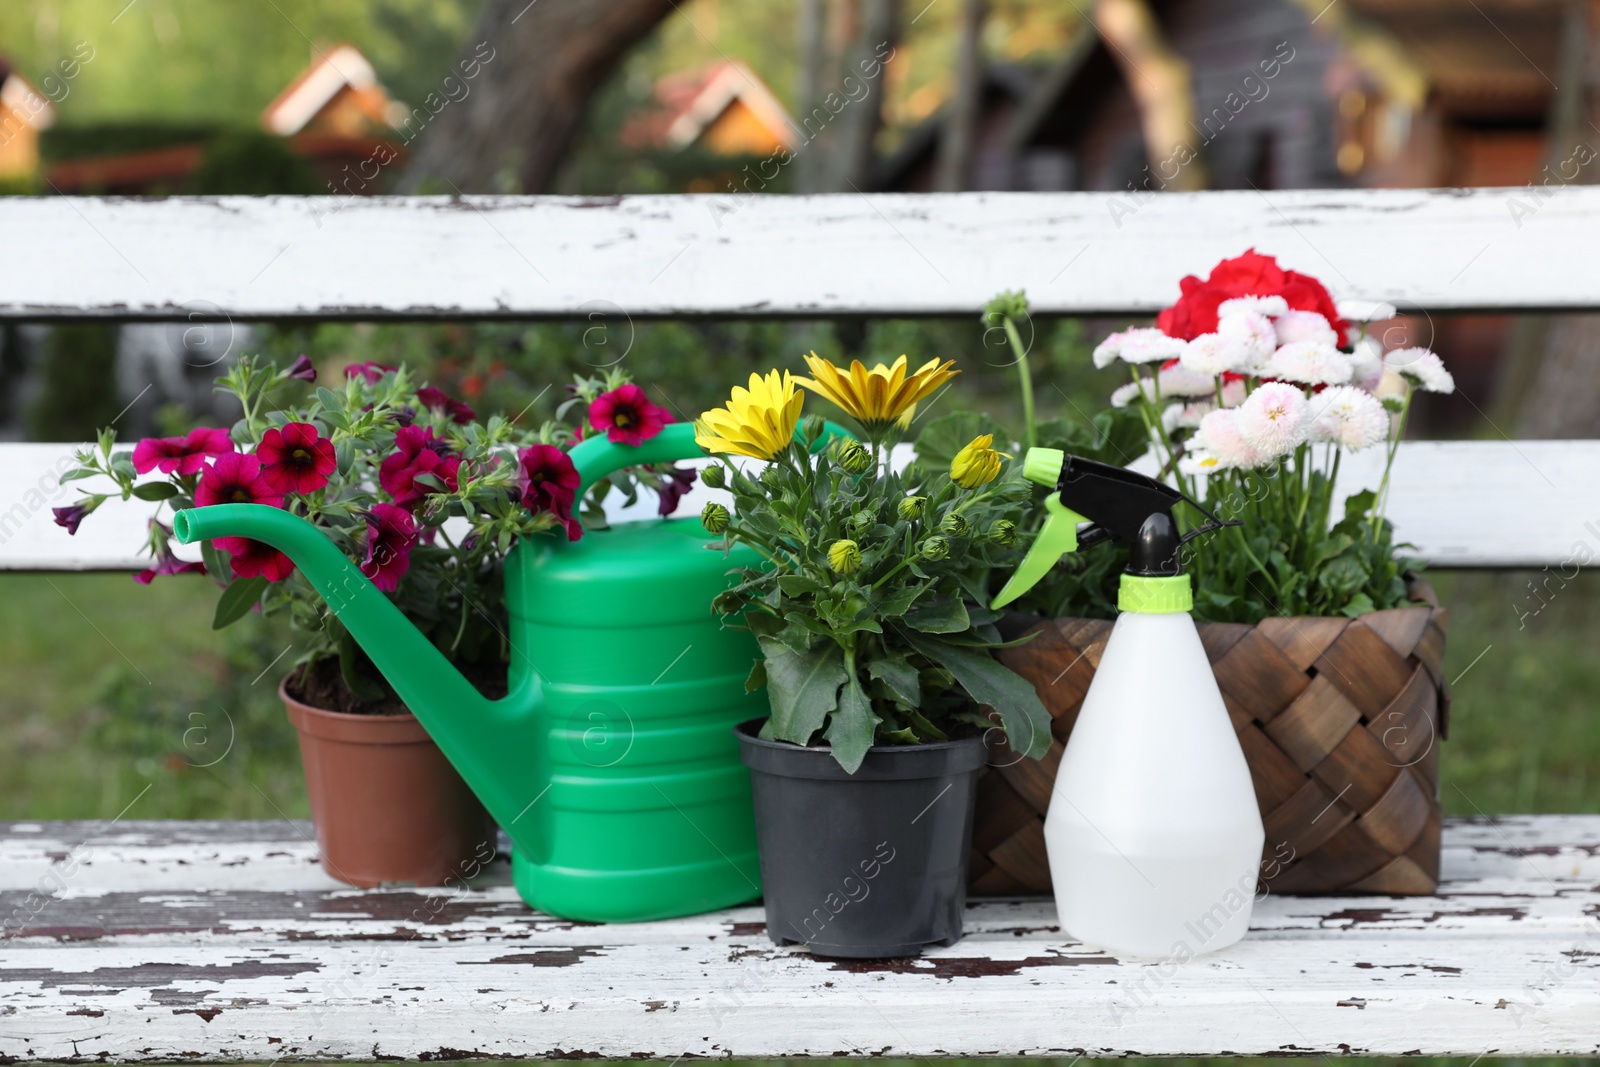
[59,358,687,701]
[699,359,1052,774]
[1049,251,1452,623]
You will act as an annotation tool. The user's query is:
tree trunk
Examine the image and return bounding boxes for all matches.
[820,0,899,192]
[1512,0,1600,437]
[934,0,987,191]
[399,0,677,194]
[794,0,827,193]
[1092,0,1208,191]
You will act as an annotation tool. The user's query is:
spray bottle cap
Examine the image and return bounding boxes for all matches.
[990,448,1238,613]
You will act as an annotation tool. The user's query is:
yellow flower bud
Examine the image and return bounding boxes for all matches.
[832,438,872,475]
[950,434,1004,489]
[898,495,927,521]
[828,538,862,574]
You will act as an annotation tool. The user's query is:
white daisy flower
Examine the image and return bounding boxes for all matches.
[1192,408,1265,470]
[1337,299,1397,323]
[1268,341,1353,387]
[1118,327,1187,365]
[1218,310,1277,373]
[1235,381,1310,459]
[1349,336,1386,392]
[1385,347,1455,394]
[1309,385,1390,451]
[1180,332,1246,376]
[1109,379,1149,408]
[1218,295,1289,319]
[1274,310,1339,347]
[1219,377,1248,408]
[1162,400,1214,433]
[1160,363,1217,398]
[1092,330,1129,368]
[1178,450,1224,477]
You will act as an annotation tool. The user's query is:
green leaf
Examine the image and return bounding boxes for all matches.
[913,411,1008,469]
[199,540,230,583]
[900,630,1051,760]
[316,386,346,412]
[777,574,825,597]
[745,659,768,694]
[131,481,179,501]
[1343,489,1378,523]
[903,595,970,634]
[757,638,847,747]
[824,670,877,773]
[212,576,268,630]
[59,468,99,484]
[867,657,920,707]
[412,472,447,492]
[338,630,386,702]
[876,583,923,618]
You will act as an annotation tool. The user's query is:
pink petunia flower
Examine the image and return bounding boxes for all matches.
[195,453,293,582]
[285,354,318,382]
[378,425,461,508]
[416,386,477,424]
[344,361,397,383]
[518,443,582,540]
[131,427,235,476]
[587,383,670,446]
[257,422,337,495]
[656,466,698,517]
[359,503,420,592]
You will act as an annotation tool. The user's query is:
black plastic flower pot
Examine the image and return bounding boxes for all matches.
[735,718,986,959]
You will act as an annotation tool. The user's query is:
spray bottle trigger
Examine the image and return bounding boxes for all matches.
[990,494,1088,610]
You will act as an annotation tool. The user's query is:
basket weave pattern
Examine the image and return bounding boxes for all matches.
[972,590,1449,896]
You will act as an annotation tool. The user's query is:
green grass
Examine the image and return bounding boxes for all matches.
[5,569,1598,822]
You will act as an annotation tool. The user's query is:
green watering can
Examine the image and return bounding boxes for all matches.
[173,423,768,922]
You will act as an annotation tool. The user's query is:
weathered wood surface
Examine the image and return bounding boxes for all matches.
[3,817,1598,1060]
[8,439,1598,571]
[0,189,1592,321]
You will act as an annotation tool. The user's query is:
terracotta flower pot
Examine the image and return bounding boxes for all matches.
[974,581,1449,897]
[281,679,496,888]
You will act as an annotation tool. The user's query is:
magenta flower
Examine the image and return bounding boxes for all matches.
[135,524,206,584]
[518,444,582,541]
[359,503,419,592]
[656,466,697,517]
[416,386,477,424]
[195,453,292,582]
[257,422,336,495]
[286,354,317,382]
[52,500,96,535]
[344,361,396,383]
[131,427,235,476]
[378,424,461,508]
[587,383,670,447]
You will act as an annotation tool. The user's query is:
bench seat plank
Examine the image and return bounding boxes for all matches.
[2,817,1597,1060]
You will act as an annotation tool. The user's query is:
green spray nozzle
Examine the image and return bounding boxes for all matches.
[990,447,1239,611]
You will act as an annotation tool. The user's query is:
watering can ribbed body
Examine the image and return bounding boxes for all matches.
[173,423,769,922]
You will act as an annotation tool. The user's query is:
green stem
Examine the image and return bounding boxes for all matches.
[1004,317,1036,450]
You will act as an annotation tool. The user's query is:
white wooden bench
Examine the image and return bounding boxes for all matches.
[3,189,1600,1059]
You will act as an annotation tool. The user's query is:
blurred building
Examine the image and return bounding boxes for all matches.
[0,61,54,183]
[45,44,405,195]
[622,60,798,157]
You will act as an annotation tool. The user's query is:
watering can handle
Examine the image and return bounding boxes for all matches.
[569,420,853,494]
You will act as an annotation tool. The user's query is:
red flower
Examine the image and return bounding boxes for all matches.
[285,354,318,382]
[131,427,235,476]
[1157,249,1349,347]
[344,362,396,383]
[518,443,582,541]
[378,425,461,508]
[257,422,336,495]
[416,386,477,424]
[656,466,697,517]
[52,501,94,535]
[588,383,670,446]
[135,524,206,584]
[359,503,419,592]
[195,453,293,581]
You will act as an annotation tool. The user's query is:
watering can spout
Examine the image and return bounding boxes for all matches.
[172,504,538,830]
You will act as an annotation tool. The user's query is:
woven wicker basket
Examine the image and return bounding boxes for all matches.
[972,582,1449,896]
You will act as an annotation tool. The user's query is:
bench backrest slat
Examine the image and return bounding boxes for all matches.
[0,189,1590,320]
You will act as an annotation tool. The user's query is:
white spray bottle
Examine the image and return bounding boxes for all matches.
[992,449,1265,959]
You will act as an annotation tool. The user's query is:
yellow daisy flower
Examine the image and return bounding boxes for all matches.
[695,370,805,461]
[796,352,959,430]
[951,434,1006,489]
